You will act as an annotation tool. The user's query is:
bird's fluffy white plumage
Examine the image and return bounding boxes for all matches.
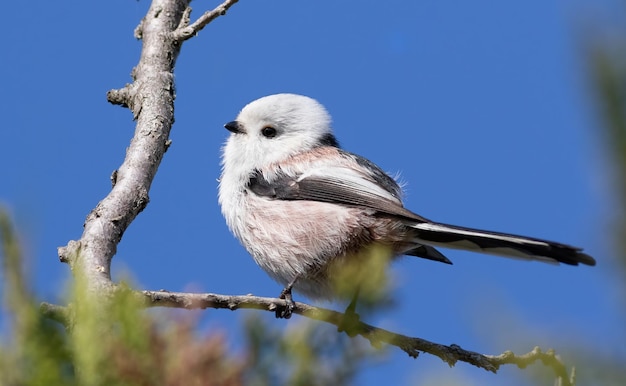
[222,94,332,175]
[218,93,595,301]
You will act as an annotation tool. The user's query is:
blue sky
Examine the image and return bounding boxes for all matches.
[1,0,623,384]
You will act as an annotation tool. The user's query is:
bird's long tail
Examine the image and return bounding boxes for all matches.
[408,221,596,266]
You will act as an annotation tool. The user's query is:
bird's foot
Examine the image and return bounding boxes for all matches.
[275,287,295,319]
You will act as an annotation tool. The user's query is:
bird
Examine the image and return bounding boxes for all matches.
[218,93,596,318]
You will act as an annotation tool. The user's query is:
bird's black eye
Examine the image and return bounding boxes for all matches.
[261,126,277,138]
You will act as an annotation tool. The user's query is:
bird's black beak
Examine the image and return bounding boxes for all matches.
[224,121,244,134]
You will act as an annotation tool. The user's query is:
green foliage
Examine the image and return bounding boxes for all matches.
[328,243,395,309]
[0,208,74,386]
[242,313,382,386]
[0,208,245,386]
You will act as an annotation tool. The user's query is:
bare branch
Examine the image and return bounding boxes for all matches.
[61,0,240,296]
[59,0,191,294]
[172,0,240,42]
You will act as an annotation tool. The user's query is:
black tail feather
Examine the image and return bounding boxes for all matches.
[409,221,596,266]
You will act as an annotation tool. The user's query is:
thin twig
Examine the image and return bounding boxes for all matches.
[137,289,572,384]
[486,347,574,385]
[172,0,240,42]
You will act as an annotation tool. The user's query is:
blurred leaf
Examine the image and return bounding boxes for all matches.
[242,313,384,386]
[0,208,245,386]
[0,207,74,385]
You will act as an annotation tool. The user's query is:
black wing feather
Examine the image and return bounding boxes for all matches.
[248,169,429,222]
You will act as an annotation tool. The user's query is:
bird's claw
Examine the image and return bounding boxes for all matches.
[275,287,295,319]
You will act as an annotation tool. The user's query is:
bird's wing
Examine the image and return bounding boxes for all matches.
[247,154,429,223]
[247,161,454,265]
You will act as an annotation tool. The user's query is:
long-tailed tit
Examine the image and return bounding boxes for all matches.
[219,93,595,318]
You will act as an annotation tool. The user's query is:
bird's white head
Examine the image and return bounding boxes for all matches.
[221,93,335,176]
